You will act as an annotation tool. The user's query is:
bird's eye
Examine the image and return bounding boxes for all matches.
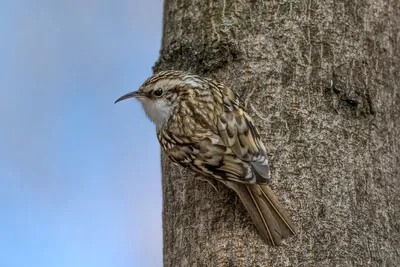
[154,88,163,97]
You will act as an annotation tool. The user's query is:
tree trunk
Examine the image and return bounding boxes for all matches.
[154,0,400,266]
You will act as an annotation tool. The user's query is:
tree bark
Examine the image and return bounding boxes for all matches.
[154,0,400,266]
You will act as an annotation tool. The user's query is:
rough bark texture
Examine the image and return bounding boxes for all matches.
[154,0,400,266]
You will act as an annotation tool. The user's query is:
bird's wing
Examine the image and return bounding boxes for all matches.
[209,81,270,183]
[216,108,270,183]
[158,130,255,183]
[158,112,269,184]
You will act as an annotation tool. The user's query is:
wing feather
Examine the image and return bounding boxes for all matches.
[217,108,270,183]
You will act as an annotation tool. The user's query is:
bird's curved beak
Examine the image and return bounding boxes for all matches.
[114,91,143,104]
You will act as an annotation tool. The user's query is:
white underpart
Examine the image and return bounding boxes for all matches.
[139,98,173,128]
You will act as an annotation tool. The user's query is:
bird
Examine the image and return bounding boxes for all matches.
[115,70,295,246]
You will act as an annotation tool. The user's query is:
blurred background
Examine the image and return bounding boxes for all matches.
[0,0,163,266]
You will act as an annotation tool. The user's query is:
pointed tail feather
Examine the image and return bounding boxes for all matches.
[224,182,295,246]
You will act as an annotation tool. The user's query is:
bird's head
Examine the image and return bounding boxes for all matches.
[115,71,204,128]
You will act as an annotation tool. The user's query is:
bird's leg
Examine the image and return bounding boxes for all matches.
[194,175,219,192]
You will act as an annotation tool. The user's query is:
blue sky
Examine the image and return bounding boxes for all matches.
[0,1,164,266]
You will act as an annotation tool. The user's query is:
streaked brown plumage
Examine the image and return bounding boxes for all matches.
[115,70,295,246]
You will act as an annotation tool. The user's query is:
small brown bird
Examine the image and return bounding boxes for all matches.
[115,70,295,246]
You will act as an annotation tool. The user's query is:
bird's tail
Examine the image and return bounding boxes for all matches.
[224,182,295,246]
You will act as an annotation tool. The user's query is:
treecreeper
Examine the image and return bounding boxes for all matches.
[115,70,296,246]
